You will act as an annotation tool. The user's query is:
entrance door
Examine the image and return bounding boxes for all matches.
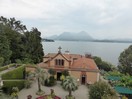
[57,72,62,80]
[81,75,86,84]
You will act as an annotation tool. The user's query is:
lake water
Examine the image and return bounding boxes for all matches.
[42,41,131,66]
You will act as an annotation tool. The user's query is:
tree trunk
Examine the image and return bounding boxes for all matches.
[69,90,72,96]
[38,77,41,92]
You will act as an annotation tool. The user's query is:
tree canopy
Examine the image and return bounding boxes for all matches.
[93,56,115,72]
[0,24,12,65]
[117,75,132,89]
[118,45,132,76]
[0,16,44,65]
[62,76,78,97]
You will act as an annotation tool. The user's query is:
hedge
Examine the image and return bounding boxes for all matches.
[2,80,25,94]
[2,65,25,80]
[0,64,15,72]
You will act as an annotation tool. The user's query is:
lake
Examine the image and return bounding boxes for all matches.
[42,41,131,66]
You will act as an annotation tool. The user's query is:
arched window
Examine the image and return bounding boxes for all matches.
[55,59,64,66]
[62,60,64,66]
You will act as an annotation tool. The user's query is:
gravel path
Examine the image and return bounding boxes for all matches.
[18,81,88,99]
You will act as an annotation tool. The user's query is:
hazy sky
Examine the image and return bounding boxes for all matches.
[0,0,132,39]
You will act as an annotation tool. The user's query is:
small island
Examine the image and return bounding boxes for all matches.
[42,38,54,42]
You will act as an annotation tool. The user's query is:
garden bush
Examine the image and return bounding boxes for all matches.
[62,70,69,76]
[2,65,25,79]
[101,95,119,99]
[24,80,32,89]
[2,80,25,94]
[117,75,132,88]
[45,76,56,87]
[105,70,124,77]
[89,81,117,99]
[66,95,75,99]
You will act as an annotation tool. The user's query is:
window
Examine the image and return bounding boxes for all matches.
[55,59,64,66]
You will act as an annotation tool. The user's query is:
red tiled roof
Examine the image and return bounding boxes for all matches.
[71,57,98,70]
[44,53,82,59]
[41,53,99,71]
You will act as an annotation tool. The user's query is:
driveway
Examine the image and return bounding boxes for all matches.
[18,81,88,99]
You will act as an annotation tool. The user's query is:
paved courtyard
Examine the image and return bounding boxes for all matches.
[18,81,88,99]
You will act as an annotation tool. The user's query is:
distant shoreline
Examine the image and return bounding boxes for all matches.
[42,39,132,43]
[42,39,54,42]
[92,40,132,43]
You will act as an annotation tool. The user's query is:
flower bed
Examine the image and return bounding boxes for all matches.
[36,95,61,99]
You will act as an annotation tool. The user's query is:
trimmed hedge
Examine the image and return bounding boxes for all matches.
[0,64,15,72]
[2,66,25,80]
[2,80,25,94]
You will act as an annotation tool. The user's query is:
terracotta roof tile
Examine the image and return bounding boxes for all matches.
[42,53,98,71]
[71,57,98,70]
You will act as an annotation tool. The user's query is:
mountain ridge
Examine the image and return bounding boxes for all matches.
[46,31,93,41]
[45,31,132,43]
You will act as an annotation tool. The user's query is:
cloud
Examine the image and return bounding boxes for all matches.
[0,0,47,19]
[0,0,132,38]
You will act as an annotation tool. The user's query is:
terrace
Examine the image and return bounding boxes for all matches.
[18,81,88,99]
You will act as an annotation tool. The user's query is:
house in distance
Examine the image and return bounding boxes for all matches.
[38,47,100,85]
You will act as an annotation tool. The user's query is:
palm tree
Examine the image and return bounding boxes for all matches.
[62,76,78,97]
[35,67,48,93]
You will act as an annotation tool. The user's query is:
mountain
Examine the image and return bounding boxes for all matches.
[44,32,132,43]
[46,35,58,40]
[46,31,93,41]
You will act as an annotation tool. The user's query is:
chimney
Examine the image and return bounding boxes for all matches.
[65,50,70,54]
[85,53,92,58]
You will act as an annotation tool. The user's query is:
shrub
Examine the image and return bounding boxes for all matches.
[45,76,56,87]
[60,74,65,81]
[48,69,56,76]
[93,56,115,72]
[22,58,33,64]
[117,75,132,88]
[102,95,119,99]
[11,87,19,98]
[89,81,116,99]
[62,70,69,76]
[122,95,128,99]
[66,95,75,99]
[2,80,25,94]
[36,95,61,99]
[15,59,22,64]
[106,70,124,77]
[24,80,32,89]
[2,65,25,79]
